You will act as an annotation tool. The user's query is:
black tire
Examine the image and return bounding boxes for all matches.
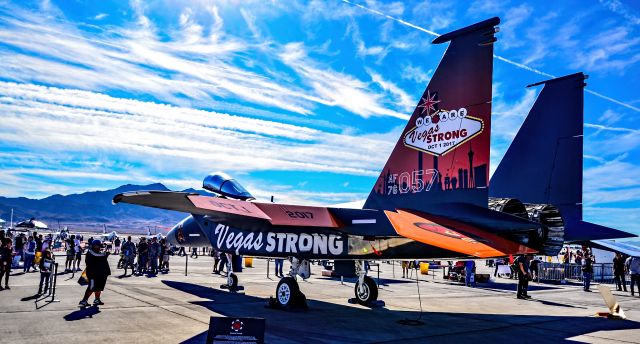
[354,276,378,305]
[276,277,300,308]
[228,273,238,288]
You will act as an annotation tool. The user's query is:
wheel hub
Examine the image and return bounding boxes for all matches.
[357,282,370,300]
[278,283,291,304]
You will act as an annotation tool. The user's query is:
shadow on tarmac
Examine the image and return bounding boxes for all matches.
[474,281,561,292]
[162,280,640,344]
[63,306,101,321]
[20,294,41,301]
[317,276,415,287]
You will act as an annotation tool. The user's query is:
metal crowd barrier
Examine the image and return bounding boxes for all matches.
[537,262,617,284]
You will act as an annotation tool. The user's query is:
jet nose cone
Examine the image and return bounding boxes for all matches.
[167,223,180,246]
[167,215,210,247]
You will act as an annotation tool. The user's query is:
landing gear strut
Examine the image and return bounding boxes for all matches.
[269,257,308,310]
[220,253,239,291]
[353,260,379,305]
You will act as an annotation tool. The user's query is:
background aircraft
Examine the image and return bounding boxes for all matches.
[14,217,48,230]
[53,226,69,242]
[101,225,119,242]
[114,17,634,309]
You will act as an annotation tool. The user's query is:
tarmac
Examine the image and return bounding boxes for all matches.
[0,254,639,343]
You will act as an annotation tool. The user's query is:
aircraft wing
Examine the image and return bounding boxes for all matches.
[565,220,636,242]
[113,191,340,228]
[385,209,536,258]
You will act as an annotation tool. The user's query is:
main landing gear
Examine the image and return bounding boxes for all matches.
[351,260,380,306]
[269,258,309,311]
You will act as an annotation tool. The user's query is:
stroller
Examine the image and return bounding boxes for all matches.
[445,261,466,282]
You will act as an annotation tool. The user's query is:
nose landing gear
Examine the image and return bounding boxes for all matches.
[220,253,240,291]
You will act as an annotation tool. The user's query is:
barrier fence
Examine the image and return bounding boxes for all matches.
[537,262,618,284]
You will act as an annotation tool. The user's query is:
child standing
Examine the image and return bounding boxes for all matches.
[38,249,55,294]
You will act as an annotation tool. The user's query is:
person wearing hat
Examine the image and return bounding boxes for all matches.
[79,240,111,307]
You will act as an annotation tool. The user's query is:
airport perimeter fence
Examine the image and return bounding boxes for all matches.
[537,262,618,284]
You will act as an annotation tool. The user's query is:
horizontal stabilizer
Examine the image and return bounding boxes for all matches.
[385,210,536,258]
[589,240,640,257]
[565,220,637,242]
[418,202,543,234]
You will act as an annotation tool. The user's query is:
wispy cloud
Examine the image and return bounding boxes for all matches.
[598,109,620,125]
[367,69,414,111]
[571,26,640,73]
[278,42,410,119]
[584,206,640,236]
[0,82,396,197]
[401,64,432,84]
[0,2,411,121]
[489,87,538,175]
[342,0,640,114]
[499,4,533,50]
[599,0,640,26]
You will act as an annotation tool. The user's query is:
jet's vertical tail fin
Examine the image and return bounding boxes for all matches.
[490,73,637,242]
[490,73,586,221]
[365,18,499,211]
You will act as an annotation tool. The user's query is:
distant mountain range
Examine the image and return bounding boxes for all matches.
[0,183,211,234]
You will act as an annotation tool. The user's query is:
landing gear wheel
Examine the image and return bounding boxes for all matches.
[354,276,378,305]
[227,273,238,289]
[276,277,300,308]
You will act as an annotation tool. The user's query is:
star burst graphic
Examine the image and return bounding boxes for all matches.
[418,90,440,115]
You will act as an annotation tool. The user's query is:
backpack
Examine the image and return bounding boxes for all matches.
[27,241,36,254]
[123,242,132,256]
[67,240,75,256]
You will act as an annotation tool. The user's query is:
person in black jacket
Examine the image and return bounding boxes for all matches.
[582,252,594,292]
[0,238,13,290]
[613,252,627,292]
[79,240,111,307]
[516,254,532,299]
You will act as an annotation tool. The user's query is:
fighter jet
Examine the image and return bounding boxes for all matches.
[49,226,70,242]
[101,226,119,242]
[15,217,48,230]
[113,17,634,309]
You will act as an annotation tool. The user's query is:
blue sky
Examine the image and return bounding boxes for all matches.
[0,0,639,235]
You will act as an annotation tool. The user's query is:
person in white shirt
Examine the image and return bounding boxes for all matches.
[625,256,640,297]
[73,236,82,272]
